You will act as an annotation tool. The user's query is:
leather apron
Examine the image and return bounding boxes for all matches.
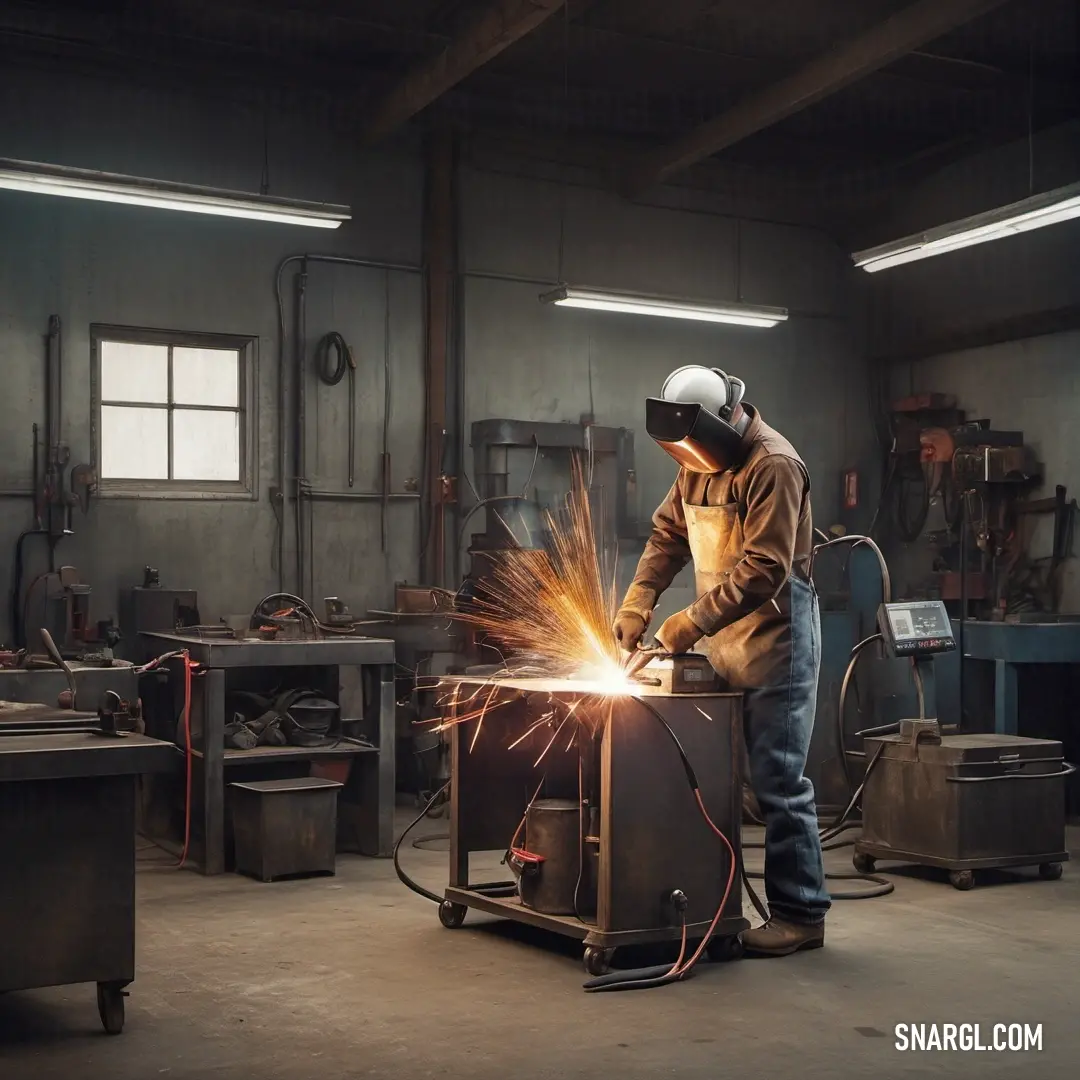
[684,499,811,691]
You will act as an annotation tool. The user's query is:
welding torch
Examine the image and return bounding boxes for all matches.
[622,642,671,680]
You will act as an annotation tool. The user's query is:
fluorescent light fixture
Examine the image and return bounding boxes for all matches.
[539,285,788,327]
[853,180,1080,273]
[0,157,351,228]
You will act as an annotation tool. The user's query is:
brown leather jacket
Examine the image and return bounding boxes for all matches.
[619,405,814,689]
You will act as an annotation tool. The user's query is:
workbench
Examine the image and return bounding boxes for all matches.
[962,617,1080,735]
[0,730,176,1033]
[438,678,748,975]
[0,661,138,713]
[141,632,396,875]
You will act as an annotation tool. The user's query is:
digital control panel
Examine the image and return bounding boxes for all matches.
[877,600,956,657]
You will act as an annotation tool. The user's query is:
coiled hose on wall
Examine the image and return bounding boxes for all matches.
[314,330,357,488]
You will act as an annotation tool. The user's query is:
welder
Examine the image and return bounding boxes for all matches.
[613,366,829,956]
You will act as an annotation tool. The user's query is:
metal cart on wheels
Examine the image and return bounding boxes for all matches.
[0,717,176,1034]
[437,678,748,976]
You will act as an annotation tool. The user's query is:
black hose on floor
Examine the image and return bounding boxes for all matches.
[412,832,449,850]
[742,742,894,900]
[393,782,517,903]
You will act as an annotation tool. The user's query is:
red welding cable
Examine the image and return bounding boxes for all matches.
[671,788,738,979]
[583,787,731,992]
[505,777,546,863]
[178,652,193,869]
[668,919,689,978]
[585,697,737,989]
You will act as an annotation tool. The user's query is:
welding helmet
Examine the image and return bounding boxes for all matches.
[646,366,747,473]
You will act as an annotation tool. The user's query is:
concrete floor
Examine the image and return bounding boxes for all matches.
[2,818,1078,1080]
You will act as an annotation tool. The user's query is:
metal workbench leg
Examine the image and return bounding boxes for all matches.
[352,663,396,856]
[448,720,468,889]
[201,668,226,875]
[994,659,1018,736]
[374,663,396,856]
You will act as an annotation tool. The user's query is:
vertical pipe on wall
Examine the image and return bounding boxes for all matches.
[275,257,302,593]
[422,121,454,587]
[452,165,467,586]
[295,261,308,596]
[958,489,969,728]
[275,253,423,597]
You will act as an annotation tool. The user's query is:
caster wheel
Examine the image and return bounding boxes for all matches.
[1039,862,1063,881]
[949,870,975,891]
[583,946,614,977]
[852,853,876,875]
[96,984,126,1035]
[707,935,744,963]
[438,900,467,929]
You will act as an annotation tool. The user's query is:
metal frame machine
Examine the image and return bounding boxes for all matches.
[399,670,748,985]
[853,599,1072,890]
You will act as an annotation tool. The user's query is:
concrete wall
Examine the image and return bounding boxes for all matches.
[867,122,1080,607]
[0,64,425,641]
[460,165,871,622]
[0,62,873,644]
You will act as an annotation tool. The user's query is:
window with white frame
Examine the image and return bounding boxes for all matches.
[92,326,256,497]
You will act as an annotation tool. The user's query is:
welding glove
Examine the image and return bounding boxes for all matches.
[654,609,704,655]
[612,610,647,653]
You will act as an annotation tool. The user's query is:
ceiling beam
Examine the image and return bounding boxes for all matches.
[363,0,566,144]
[624,0,1014,194]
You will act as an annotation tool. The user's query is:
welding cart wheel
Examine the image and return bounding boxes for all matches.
[707,935,744,963]
[852,852,876,875]
[96,983,126,1035]
[949,870,976,891]
[1039,862,1063,881]
[438,900,467,929]
[583,946,614,977]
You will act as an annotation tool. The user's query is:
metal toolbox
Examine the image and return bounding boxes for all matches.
[855,723,1071,889]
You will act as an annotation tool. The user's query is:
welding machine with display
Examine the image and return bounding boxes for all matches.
[852,600,1072,890]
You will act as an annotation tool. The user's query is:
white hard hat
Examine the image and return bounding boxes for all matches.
[661,366,745,420]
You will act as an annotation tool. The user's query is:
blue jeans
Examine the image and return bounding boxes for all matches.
[743,576,831,924]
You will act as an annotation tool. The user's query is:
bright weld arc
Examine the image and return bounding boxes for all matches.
[454,459,639,701]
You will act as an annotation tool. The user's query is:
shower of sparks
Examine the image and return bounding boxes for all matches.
[460,458,633,693]
[507,711,555,749]
[422,460,650,768]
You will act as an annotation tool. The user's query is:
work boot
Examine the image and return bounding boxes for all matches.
[741,916,824,957]
[741,784,764,825]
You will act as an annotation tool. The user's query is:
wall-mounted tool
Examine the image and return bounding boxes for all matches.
[10,318,96,649]
[41,315,86,541]
[70,463,97,515]
[39,566,121,660]
[313,331,357,489]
